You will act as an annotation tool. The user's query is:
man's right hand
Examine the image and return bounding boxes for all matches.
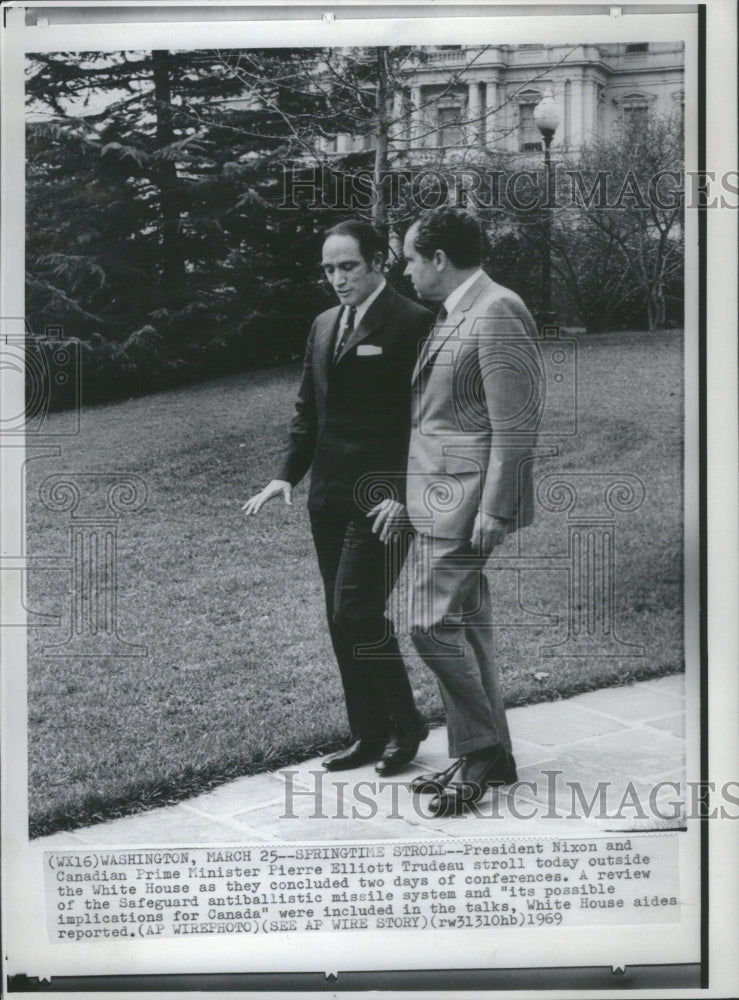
[368,499,409,544]
[241,479,292,515]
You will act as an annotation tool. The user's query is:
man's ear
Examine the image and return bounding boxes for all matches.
[433,249,447,271]
[371,251,385,272]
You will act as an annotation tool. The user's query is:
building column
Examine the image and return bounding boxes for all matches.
[466,79,481,147]
[483,79,498,147]
[410,85,423,146]
[563,78,571,148]
[581,71,596,142]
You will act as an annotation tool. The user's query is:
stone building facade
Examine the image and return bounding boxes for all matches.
[329,42,684,161]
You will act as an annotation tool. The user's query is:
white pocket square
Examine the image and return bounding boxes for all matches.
[356,344,382,356]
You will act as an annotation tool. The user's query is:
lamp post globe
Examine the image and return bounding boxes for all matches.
[534,88,562,142]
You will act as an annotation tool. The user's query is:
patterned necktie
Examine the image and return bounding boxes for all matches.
[334,306,356,363]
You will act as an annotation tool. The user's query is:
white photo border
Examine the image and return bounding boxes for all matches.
[2,1,736,996]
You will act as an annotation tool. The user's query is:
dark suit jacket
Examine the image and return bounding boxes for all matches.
[276,283,432,517]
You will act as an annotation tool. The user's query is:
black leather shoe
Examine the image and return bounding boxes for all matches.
[428,746,518,817]
[375,716,430,776]
[322,738,386,772]
[410,757,465,793]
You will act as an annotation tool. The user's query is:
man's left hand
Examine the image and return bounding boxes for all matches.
[368,499,408,544]
[471,511,510,557]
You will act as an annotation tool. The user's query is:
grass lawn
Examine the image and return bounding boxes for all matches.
[26,328,684,836]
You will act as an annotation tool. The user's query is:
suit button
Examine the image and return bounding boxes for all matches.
[411,420,418,428]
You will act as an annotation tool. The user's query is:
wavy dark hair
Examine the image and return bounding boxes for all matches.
[323,220,388,265]
[410,207,482,269]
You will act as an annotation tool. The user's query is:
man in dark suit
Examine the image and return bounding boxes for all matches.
[374,207,540,816]
[243,220,432,775]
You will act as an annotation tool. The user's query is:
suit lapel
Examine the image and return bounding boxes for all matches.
[334,283,394,364]
[411,272,494,384]
[314,307,341,396]
[411,313,461,384]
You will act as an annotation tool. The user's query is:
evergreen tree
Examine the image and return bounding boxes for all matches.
[26,48,331,403]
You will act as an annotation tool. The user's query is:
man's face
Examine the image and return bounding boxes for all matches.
[321,234,382,307]
[403,225,444,302]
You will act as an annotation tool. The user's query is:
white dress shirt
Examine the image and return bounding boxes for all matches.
[353,277,386,324]
[334,278,386,358]
[441,268,484,317]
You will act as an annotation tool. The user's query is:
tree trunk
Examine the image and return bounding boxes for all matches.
[647,288,667,330]
[152,50,186,292]
[372,49,390,234]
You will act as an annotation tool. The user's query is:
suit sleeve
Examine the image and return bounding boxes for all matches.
[476,298,539,521]
[274,322,318,487]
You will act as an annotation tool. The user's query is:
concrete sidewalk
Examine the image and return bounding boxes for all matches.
[35,675,685,847]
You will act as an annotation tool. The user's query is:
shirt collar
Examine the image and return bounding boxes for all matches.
[350,277,386,325]
[443,269,484,317]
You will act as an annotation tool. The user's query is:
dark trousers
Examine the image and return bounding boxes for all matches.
[310,509,417,742]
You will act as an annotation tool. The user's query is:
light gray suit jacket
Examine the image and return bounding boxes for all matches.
[406,271,540,540]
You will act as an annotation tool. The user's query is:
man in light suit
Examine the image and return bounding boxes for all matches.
[377,207,539,816]
[243,220,432,775]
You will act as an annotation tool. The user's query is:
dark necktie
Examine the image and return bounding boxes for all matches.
[333,306,356,363]
[418,304,448,371]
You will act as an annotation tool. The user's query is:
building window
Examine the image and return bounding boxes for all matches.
[436,106,463,147]
[625,43,649,53]
[617,92,656,132]
[622,104,649,129]
[519,102,542,152]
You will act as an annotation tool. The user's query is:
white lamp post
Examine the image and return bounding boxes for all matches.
[534,89,561,326]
